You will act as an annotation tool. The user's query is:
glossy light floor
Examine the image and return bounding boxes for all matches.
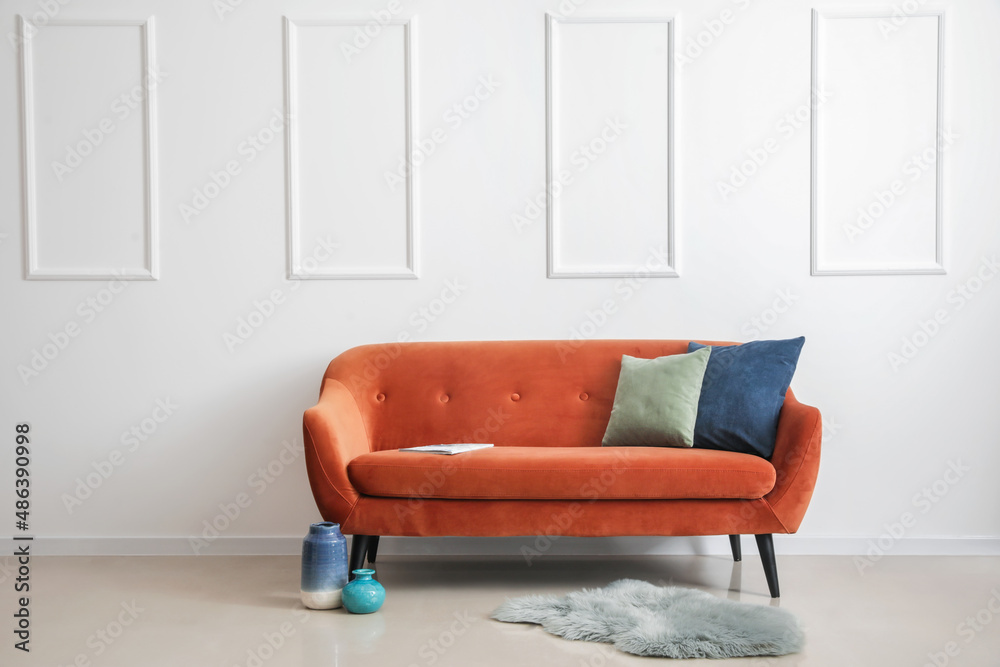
[6,554,1000,666]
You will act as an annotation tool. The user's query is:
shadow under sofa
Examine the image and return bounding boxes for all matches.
[302,340,822,598]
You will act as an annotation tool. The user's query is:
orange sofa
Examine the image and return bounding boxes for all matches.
[302,340,822,597]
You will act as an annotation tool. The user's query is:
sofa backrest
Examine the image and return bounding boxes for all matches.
[323,339,745,451]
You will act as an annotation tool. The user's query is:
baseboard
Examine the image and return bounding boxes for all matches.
[13,535,1000,557]
[15,537,304,556]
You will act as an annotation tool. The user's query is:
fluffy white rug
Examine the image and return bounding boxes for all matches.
[492,579,804,659]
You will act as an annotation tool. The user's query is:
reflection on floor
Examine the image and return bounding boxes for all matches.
[10,554,1000,666]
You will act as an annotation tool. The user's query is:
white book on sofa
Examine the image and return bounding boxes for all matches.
[399,443,494,455]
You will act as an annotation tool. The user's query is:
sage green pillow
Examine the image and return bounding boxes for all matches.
[601,348,711,448]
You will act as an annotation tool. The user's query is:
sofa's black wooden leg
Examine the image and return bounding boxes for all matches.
[349,535,371,579]
[729,535,742,562]
[755,534,780,598]
[367,536,380,564]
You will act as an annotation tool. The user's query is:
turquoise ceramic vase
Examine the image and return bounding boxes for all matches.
[342,569,385,614]
[300,522,349,609]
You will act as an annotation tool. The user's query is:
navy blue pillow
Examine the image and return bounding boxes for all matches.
[687,337,805,458]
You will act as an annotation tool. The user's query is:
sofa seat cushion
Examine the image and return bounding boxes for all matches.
[347,447,776,500]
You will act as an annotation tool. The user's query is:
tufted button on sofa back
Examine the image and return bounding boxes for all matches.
[321,339,740,451]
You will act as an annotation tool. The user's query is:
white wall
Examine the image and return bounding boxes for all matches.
[2,0,998,558]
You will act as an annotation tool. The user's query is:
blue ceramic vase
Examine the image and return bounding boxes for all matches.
[300,522,348,609]
[342,569,385,614]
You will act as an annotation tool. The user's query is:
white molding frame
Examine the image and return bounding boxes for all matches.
[283,17,418,280]
[22,535,1000,557]
[545,14,677,279]
[810,8,946,277]
[18,16,159,281]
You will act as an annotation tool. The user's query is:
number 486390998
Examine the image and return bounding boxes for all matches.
[15,424,30,531]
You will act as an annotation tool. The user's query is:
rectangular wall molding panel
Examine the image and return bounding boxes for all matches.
[284,18,417,279]
[19,17,159,280]
[546,15,676,278]
[811,9,945,276]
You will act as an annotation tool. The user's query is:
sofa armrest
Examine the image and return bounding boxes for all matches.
[763,393,822,533]
[302,378,372,524]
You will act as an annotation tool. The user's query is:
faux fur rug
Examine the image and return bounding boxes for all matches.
[492,579,803,659]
